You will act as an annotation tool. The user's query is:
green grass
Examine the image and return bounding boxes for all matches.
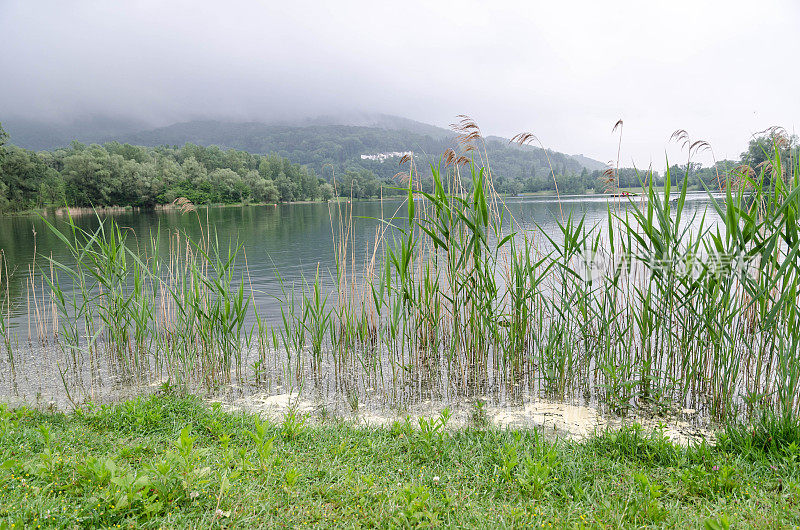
[1,395,799,528]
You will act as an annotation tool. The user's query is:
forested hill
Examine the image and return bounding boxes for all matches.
[4,114,611,197]
[111,119,606,185]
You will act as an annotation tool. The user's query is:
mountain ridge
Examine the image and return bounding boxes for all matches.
[2,114,606,174]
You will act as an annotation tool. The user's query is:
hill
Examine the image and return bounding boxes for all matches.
[3,114,609,196]
[570,153,608,172]
[108,118,606,192]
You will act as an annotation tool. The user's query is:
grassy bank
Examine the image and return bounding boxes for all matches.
[1,394,799,528]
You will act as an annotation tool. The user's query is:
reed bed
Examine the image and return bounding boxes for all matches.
[1,128,798,424]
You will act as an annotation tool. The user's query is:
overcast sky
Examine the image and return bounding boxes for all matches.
[1,0,798,168]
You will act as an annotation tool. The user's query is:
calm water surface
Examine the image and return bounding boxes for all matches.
[0,192,719,326]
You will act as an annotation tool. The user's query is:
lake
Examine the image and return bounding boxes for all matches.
[0,192,719,326]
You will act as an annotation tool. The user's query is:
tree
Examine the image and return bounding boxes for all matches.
[0,122,7,163]
[261,179,280,203]
[62,147,111,206]
[504,179,522,197]
[208,168,243,202]
[319,182,334,202]
[275,172,298,202]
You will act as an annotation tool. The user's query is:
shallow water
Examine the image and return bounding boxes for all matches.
[216,391,714,445]
[0,337,717,446]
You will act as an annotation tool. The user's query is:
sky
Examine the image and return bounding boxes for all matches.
[1,0,799,169]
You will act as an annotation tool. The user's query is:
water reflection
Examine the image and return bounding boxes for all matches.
[0,192,720,325]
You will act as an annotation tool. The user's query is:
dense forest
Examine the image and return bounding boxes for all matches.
[0,125,337,211]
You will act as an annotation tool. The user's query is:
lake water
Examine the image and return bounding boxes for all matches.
[0,192,719,326]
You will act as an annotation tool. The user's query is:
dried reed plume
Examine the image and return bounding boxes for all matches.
[173,197,196,213]
[450,114,482,153]
[510,130,565,219]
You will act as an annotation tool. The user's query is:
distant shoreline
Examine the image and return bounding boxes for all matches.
[0,199,348,218]
[0,187,724,218]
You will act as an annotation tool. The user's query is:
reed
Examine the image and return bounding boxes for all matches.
[0,250,14,369]
[2,124,798,425]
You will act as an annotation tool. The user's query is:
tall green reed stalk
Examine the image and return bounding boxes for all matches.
[8,123,799,424]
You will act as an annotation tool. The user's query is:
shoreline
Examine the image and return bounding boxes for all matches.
[0,188,725,217]
[0,199,344,218]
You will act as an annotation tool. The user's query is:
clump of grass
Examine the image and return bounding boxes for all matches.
[719,410,800,458]
[586,423,683,467]
[34,209,252,396]
[470,399,488,427]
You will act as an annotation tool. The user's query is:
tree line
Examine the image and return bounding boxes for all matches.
[0,129,343,212]
[110,121,603,193]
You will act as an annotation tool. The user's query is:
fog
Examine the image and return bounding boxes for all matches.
[1,0,798,167]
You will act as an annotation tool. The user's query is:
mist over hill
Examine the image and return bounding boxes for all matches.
[1,115,153,152]
[4,114,605,175]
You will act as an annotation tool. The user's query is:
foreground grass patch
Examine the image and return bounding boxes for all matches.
[1,395,799,528]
